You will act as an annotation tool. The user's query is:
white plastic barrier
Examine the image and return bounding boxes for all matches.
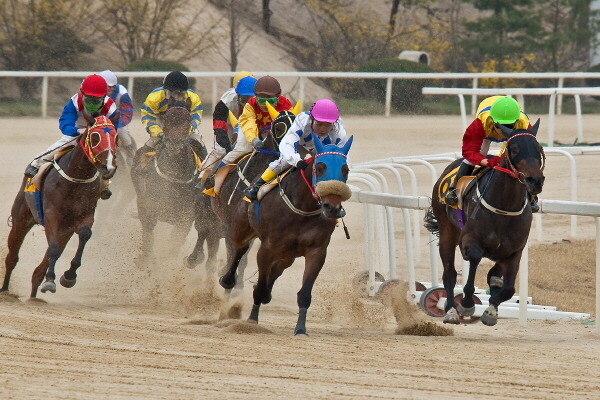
[348,189,600,332]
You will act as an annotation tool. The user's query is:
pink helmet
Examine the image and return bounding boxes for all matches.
[310,99,339,123]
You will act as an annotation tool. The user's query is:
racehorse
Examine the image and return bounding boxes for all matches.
[2,116,118,297]
[209,108,299,289]
[424,120,545,326]
[219,132,354,335]
[131,101,206,262]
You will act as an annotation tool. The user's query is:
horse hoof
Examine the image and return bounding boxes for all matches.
[59,275,77,288]
[457,303,476,317]
[40,280,56,294]
[481,305,498,326]
[219,275,236,290]
[443,308,460,324]
[183,256,197,270]
[294,328,308,336]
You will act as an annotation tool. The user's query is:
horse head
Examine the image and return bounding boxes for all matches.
[80,115,118,179]
[311,133,354,219]
[498,119,545,195]
[161,100,192,152]
[265,101,302,145]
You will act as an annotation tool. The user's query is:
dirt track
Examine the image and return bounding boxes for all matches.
[1,115,600,399]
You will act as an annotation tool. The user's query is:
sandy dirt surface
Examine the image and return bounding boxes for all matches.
[1,115,600,399]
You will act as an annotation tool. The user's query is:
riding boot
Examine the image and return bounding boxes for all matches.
[24,164,39,178]
[530,194,539,213]
[189,137,208,160]
[445,162,474,206]
[243,178,267,201]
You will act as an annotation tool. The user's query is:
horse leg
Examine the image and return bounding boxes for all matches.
[39,233,73,295]
[457,238,483,317]
[487,262,503,298]
[482,255,520,326]
[204,231,220,277]
[219,235,250,290]
[439,225,460,324]
[60,226,92,288]
[138,216,157,263]
[2,212,35,292]
[184,223,206,269]
[171,222,192,255]
[294,248,327,336]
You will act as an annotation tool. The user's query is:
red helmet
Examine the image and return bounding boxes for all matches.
[80,74,108,97]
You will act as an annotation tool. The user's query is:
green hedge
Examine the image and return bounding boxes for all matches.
[125,59,194,104]
[358,58,434,112]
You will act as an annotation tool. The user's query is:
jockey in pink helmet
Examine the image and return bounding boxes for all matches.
[243,98,349,201]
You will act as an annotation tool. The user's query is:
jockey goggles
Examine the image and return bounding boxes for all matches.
[256,96,278,105]
[83,95,104,112]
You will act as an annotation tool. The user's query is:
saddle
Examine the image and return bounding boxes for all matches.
[254,168,293,202]
[202,153,252,197]
[438,166,491,209]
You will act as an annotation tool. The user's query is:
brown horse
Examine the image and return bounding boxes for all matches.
[131,101,208,263]
[424,120,544,326]
[219,133,354,335]
[2,116,118,297]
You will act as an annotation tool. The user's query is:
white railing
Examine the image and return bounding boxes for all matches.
[348,189,600,333]
[4,70,600,118]
[422,87,600,147]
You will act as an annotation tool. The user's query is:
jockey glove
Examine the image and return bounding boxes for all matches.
[296,159,309,170]
[486,156,501,168]
[252,138,264,149]
[214,129,232,152]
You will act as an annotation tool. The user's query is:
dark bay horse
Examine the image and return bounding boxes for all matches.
[208,109,299,289]
[2,116,118,297]
[424,120,545,326]
[219,133,354,335]
[131,101,206,262]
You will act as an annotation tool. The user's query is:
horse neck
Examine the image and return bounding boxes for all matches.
[60,142,97,179]
[281,164,319,212]
[157,144,195,175]
[481,165,527,209]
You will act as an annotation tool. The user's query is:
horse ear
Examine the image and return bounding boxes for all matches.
[530,118,541,136]
[291,101,302,116]
[265,101,280,120]
[340,135,353,155]
[228,110,238,127]
[312,132,325,154]
[498,123,513,137]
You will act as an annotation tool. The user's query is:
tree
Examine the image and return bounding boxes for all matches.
[227,0,251,72]
[262,0,272,34]
[0,0,94,99]
[96,0,223,67]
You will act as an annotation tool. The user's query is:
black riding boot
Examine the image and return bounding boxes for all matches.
[243,178,267,201]
[189,139,208,160]
[445,162,474,206]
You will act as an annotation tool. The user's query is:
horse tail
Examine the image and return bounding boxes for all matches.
[423,207,439,237]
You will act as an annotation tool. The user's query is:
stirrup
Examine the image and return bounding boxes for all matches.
[243,185,260,201]
[24,165,39,178]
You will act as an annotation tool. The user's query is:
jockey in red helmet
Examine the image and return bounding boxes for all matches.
[25,74,118,200]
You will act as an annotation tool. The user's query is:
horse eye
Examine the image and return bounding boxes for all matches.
[342,164,349,179]
[315,162,326,177]
[89,132,101,147]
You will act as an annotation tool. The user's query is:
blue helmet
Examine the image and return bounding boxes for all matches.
[235,76,257,96]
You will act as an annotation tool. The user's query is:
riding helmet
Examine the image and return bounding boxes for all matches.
[99,70,118,87]
[163,71,189,91]
[311,99,339,123]
[80,74,108,97]
[254,75,281,97]
[232,70,253,87]
[235,76,258,96]
[490,96,521,124]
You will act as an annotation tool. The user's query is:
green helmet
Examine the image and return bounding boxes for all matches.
[490,96,521,124]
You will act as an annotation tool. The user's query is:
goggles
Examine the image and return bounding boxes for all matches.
[83,95,104,112]
[256,96,278,105]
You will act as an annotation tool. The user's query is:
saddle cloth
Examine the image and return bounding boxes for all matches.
[438,166,489,209]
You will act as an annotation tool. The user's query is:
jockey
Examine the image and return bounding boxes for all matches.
[98,70,136,160]
[243,98,348,201]
[199,74,257,185]
[140,71,206,158]
[25,74,118,199]
[213,75,293,183]
[445,95,539,212]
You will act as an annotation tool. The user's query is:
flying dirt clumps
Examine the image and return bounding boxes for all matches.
[384,282,453,337]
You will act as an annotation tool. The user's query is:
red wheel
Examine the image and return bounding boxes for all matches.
[352,270,385,298]
[453,293,482,324]
[414,281,427,291]
[418,286,447,317]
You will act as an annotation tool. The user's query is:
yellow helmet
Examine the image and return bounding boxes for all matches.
[232,71,253,87]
